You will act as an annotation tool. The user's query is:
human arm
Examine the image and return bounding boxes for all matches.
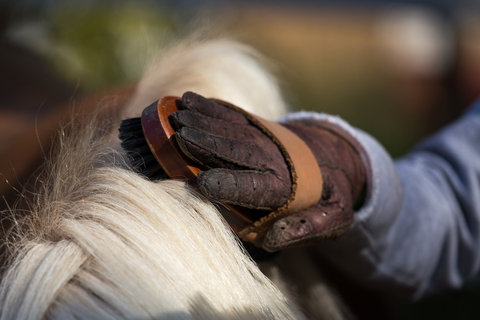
[288,102,480,299]
[173,91,480,298]
[172,92,365,248]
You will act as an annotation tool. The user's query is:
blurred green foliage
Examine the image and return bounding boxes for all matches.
[7,2,448,157]
[16,1,176,89]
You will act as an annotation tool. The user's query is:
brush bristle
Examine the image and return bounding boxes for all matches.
[119,117,168,180]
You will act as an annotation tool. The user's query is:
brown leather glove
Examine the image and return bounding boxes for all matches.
[262,120,366,251]
[172,92,292,211]
[173,92,367,251]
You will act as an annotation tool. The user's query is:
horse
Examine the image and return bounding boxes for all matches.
[0,38,350,320]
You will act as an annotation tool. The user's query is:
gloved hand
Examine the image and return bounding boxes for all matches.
[173,91,367,251]
[172,92,292,211]
[263,119,367,251]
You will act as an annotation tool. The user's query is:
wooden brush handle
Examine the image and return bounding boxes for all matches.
[141,97,201,180]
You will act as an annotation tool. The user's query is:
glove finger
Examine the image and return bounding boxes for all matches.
[172,109,265,142]
[176,127,282,171]
[180,91,249,124]
[197,169,291,210]
[262,202,353,252]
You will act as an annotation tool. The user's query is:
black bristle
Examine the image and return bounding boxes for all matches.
[130,152,157,168]
[118,117,168,180]
[141,162,165,178]
[149,171,170,180]
[119,117,142,127]
[130,144,151,155]
[119,129,145,140]
[120,136,148,150]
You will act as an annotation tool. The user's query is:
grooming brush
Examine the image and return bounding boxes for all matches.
[119,96,322,244]
[119,96,256,232]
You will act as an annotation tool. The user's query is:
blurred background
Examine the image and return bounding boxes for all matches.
[1,0,480,319]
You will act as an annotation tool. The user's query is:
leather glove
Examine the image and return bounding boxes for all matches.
[263,119,366,251]
[172,92,292,211]
[173,91,367,251]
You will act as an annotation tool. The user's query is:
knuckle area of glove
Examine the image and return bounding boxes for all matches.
[180,140,243,170]
[175,110,264,141]
[199,171,291,209]
[182,93,249,124]
[182,133,284,171]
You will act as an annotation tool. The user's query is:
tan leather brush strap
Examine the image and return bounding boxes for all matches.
[252,117,323,214]
[211,99,323,238]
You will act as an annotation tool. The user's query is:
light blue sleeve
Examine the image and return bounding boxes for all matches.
[279,100,480,299]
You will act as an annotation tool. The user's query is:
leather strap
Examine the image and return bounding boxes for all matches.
[252,118,323,215]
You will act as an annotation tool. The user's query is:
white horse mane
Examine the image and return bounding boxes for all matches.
[0,38,304,319]
[0,36,355,319]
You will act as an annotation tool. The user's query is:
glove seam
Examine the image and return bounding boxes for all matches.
[317,161,354,196]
